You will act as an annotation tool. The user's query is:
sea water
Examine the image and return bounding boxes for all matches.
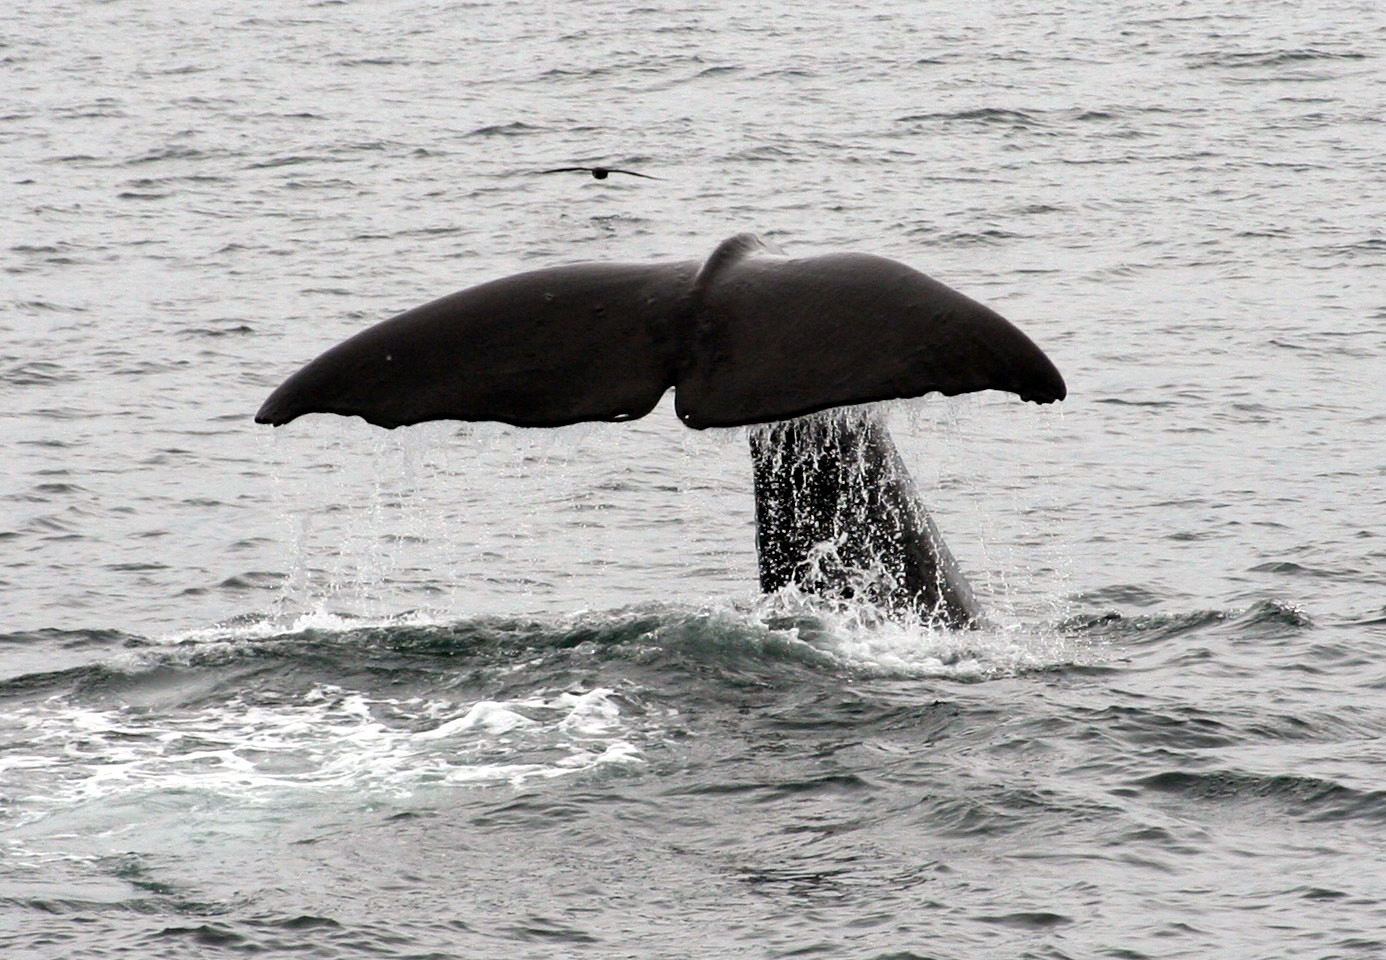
[3,1,1385,956]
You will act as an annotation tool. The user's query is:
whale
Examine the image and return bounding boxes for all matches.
[256,233,1066,625]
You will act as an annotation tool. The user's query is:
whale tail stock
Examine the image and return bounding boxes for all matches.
[256,234,1066,625]
[750,412,981,625]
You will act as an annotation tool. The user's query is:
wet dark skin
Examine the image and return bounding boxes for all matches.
[255,234,1066,626]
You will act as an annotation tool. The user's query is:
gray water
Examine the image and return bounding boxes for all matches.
[4,1,1386,957]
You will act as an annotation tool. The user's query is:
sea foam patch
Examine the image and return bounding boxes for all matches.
[0,683,645,841]
[752,589,1096,680]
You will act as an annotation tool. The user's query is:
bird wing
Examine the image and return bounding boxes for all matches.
[605,168,663,180]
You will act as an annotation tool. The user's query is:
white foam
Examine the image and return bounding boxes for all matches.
[751,590,1096,680]
[556,687,624,736]
[0,684,647,837]
[153,606,451,646]
[415,700,538,738]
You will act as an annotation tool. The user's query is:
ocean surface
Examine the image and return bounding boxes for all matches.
[4,1,1385,956]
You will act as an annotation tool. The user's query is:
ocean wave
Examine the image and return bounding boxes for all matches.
[171,598,1092,680]
[1187,48,1367,70]
[1135,768,1386,823]
[0,599,1098,704]
[1059,599,1313,643]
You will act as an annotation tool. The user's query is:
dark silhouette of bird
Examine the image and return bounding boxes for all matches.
[540,166,663,181]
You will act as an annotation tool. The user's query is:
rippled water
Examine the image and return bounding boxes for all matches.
[4,1,1386,957]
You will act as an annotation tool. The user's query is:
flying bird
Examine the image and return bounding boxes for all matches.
[540,166,663,181]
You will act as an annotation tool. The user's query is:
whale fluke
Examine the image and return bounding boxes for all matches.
[256,262,696,430]
[255,234,1065,430]
[676,234,1064,427]
[257,234,1066,627]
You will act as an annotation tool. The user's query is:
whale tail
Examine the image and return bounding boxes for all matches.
[256,234,1065,626]
[255,233,1065,431]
